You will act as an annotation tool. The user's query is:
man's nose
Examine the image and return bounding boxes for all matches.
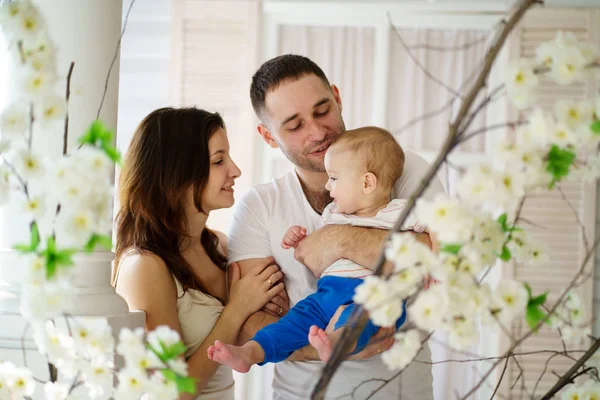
[306,120,327,142]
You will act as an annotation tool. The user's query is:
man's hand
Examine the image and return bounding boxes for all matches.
[325,305,395,361]
[293,225,343,277]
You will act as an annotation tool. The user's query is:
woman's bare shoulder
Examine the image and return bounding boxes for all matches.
[116,251,177,308]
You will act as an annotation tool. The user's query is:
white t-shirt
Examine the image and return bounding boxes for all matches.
[228,150,443,399]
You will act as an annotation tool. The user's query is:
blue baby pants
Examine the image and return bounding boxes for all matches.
[252,275,406,365]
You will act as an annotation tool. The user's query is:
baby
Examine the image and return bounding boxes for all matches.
[208,127,426,372]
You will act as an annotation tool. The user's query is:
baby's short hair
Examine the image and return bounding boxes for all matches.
[329,127,404,191]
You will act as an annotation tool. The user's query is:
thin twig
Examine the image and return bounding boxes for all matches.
[365,333,434,400]
[312,2,537,397]
[96,0,136,119]
[63,62,74,156]
[490,354,510,400]
[461,233,600,400]
[416,349,586,365]
[459,121,524,144]
[557,184,590,253]
[405,33,491,52]
[540,338,600,399]
[388,13,463,99]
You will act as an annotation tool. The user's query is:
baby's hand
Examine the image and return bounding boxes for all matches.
[281,226,307,249]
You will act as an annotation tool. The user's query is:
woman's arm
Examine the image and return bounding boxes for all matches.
[115,253,246,400]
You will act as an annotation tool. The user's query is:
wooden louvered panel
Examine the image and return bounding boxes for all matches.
[171,0,260,233]
[501,8,598,398]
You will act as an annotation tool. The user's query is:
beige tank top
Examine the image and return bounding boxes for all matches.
[115,251,234,399]
[173,277,234,400]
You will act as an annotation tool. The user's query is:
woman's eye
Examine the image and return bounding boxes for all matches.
[289,124,301,132]
[213,160,223,165]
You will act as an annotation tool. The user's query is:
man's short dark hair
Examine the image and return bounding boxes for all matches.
[250,54,331,120]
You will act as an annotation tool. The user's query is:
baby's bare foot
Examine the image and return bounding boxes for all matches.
[308,325,333,362]
[208,340,252,373]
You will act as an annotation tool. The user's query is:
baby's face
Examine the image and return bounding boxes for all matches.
[324,148,365,214]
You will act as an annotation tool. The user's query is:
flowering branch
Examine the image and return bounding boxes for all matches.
[312,1,540,398]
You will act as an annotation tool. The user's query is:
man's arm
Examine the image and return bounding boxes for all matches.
[294,225,432,276]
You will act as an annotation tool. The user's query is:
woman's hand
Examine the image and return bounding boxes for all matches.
[262,288,290,317]
[227,259,284,320]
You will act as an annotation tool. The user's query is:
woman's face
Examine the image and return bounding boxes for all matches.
[193,127,241,213]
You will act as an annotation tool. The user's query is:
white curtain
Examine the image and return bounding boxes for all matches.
[387,28,489,155]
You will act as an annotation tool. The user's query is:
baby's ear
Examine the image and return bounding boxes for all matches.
[363,172,377,194]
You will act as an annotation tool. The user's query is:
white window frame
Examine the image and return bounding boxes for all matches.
[258,1,510,184]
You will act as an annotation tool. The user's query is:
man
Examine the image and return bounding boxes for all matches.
[228,54,444,399]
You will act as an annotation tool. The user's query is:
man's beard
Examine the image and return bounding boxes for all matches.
[277,121,346,173]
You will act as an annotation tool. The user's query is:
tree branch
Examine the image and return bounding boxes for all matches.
[311,2,539,398]
[540,337,600,400]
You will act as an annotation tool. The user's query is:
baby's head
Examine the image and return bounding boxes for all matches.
[324,126,404,214]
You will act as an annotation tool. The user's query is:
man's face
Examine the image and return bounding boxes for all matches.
[260,74,346,172]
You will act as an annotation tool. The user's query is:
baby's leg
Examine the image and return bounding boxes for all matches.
[308,326,349,362]
[207,340,265,373]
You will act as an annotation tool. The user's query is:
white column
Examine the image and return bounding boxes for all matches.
[0,1,144,396]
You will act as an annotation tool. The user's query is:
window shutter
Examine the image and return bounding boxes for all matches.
[171,0,260,233]
[501,8,599,398]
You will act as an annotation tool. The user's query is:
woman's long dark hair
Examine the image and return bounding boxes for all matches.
[113,107,227,298]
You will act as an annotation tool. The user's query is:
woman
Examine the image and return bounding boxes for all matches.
[113,107,286,399]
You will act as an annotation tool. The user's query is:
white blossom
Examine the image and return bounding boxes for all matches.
[409,288,447,331]
[0,101,29,139]
[20,279,74,322]
[146,372,179,400]
[147,326,182,352]
[44,381,70,400]
[19,193,46,219]
[387,266,423,299]
[117,327,146,360]
[35,94,67,126]
[415,195,474,243]
[17,65,57,99]
[447,318,479,350]
[504,59,539,110]
[128,350,164,372]
[167,359,188,377]
[21,33,56,72]
[12,148,47,182]
[369,299,404,328]
[55,208,97,248]
[381,330,421,371]
[0,165,11,205]
[81,358,115,400]
[353,275,390,311]
[549,45,587,85]
[491,279,528,324]
[3,362,35,397]
[457,164,496,206]
[32,321,77,369]
[555,99,593,130]
[561,385,585,400]
[580,380,600,400]
[385,232,436,272]
[114,368,148,400]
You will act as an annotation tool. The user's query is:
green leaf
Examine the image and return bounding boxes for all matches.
[13,222,41,253]
[84,234,112,252]
[526,305,547,332]
[528,291,548,308]
[46,258,57,279]
[100,142,121,165]
[497,213,508,232]
[147,343,169,363]
[441,244,462,255]
[161,370,196,394]
[546,145,576,189]
[163,342,187,360]
[524,283,532,299]
[499,245,512,261]
[591,120,600,134]
[55,249,76,267]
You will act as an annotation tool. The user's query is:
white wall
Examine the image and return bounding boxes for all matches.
[116,0,172,154]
